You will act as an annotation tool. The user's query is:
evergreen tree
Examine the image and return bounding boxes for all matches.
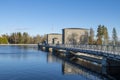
[17,32,22,44]
[112,28,118,45]
[23,32,29,44]
[96,25,109,45]
[96,25,103,45]
[9,33,16,44]
[103,27,109,45]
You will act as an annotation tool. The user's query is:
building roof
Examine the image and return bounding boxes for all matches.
[63,28,89,30]
[47,33,62,35]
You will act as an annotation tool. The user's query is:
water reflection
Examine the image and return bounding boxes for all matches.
[0,45,38,60]
[47,53,62,63]
[62,62,105,80]
[47,53,109,80]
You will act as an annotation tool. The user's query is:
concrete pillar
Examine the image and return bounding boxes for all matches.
[38,45,40,50]
[107,58,120,76]
[65,50,70,58]
[102,57,107,75]
[45,47,49,52]
[52,48,56,55]
[38,44,41,50]
[38,45,43,50]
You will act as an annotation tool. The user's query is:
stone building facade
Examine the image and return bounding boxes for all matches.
[47,33,62,44]
[62,28,89,44]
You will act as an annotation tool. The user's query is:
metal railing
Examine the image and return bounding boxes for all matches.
[39,43,120,56]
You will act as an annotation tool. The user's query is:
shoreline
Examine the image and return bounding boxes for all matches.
[0,44,37,46]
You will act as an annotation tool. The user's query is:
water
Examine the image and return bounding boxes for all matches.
[0,45,110,80]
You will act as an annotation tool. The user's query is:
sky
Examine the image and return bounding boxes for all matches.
[0,0,120,39]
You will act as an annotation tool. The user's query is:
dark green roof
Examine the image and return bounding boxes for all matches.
[47,33,62,35]
[63,28,89,30]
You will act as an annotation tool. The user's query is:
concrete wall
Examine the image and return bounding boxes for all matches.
[47,33,62,44]
[62,28,89,44]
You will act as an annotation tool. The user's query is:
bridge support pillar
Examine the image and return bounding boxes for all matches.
[102,57,107,75]
[52,48,57,55]
[102,57,120,76]
[65,51,71,58]
[45,47,49,52]
[38,45,43,50]
[107,58,120,78]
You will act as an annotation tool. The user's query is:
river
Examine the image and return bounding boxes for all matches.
[0,45,111,80]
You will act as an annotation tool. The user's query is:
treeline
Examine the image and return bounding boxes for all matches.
[0,32,47,44]
[88,25,119,45]
[0,25,119,45]
[0,37,8,44]
[66,25,119,45]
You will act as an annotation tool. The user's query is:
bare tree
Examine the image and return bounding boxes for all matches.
[80,31,88,44]
[67,33,78,45]
[89,28,94,44]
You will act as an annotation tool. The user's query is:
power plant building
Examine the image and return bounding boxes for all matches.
[62,28,89,44]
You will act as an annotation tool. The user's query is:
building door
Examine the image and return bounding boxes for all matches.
[52,38,55,44]
[52,38,58,44]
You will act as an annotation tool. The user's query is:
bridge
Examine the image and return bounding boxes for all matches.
[38,44,120,60]
[38,43,120,76]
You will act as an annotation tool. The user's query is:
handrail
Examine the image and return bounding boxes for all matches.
[39,43,120,56]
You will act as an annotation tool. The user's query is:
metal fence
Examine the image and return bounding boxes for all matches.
[38,43,120,56]
[45,44,120,55]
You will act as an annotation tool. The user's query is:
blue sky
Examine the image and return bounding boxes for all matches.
[0,0,120,39]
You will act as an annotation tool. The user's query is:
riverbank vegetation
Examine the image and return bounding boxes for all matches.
[0,25,119,45]
[0,32,47,44]
[88,25,119,45]
[0,37,8,44]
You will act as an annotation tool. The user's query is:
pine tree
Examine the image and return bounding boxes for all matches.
[17,32,22,44]
[96,25,103,45]
[96,25,109,45]
[112,28,118,45]
[103,27,109,45]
